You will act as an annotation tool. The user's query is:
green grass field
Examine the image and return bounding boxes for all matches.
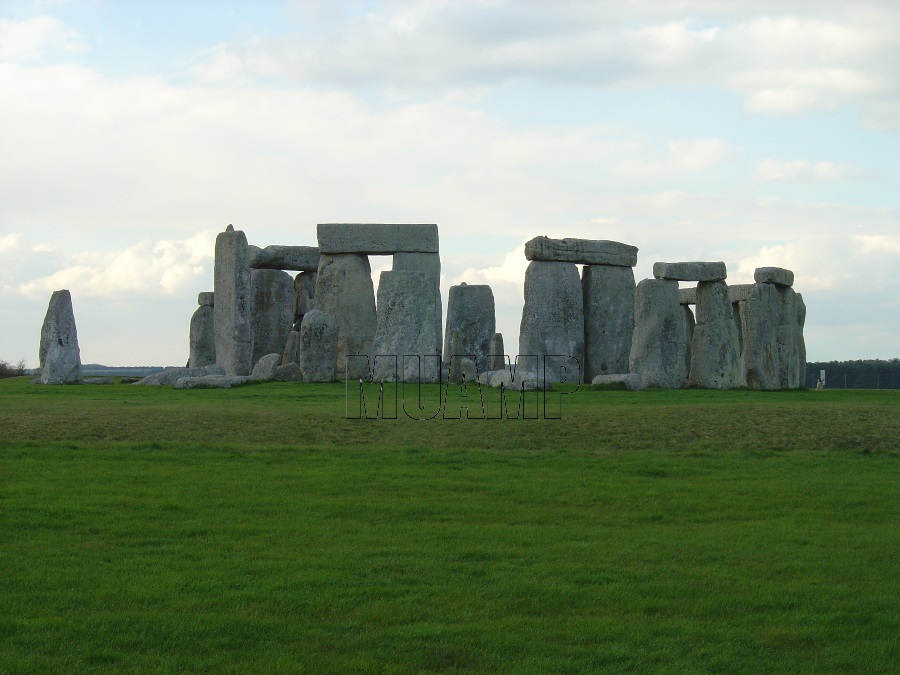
[1,376,897,673]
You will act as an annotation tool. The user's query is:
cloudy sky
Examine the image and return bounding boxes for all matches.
[2,0,898,367]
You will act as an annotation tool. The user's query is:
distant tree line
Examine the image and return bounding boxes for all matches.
[0,359,26,379]
[806,359,900,389]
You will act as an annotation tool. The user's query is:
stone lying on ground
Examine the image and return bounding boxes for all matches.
[214,225,252,376]
[476,369,554,391]
[250,268,294,366]
[653,261,727,282]
[198,292,214,307]
[134,364,224,385]
[629,279,689,388]
[188,305,216,367]
[590,373,644,391]
[524,236,638,267]
[755,267,794,287]
[274,362,303,382]
[174,375,252,389]
[251,353,282,381]
[678,287,697,305]
[249,245,320,272]
[442,283,495,374]
[688,280,741,389]
[317,223,439,254]
[298,309,338,382]
[84,377,115,385]
[582,264,635,381]
[39,289,83,385]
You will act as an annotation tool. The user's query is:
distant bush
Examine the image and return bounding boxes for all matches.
[0,360,27,378]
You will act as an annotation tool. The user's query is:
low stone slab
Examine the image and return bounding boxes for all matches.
[317,223,439,254]
[174,375,252,389]
[590,373,643,391]
[249,245,320,272]
[134,364,224,386]
[198,292,214,307]
[476,369,553,391]
[274,362,303,382]
[84,377,115,385]
[755,267,794,287]
[524,236,638,267]
[251,353,282,381]
[653,261,727,282]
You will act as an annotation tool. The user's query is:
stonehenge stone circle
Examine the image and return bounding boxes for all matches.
[688,280,741,389]
[630,279,689,388]
[249,268,294,367]
[525,236,638,267]
[653,261,727,282]
[443,282,496,375]
[755,266,794,287]
[317,223,439,254]
[313,253,377,380]
[373,270,442,383]
[582,264,635,381]
[214,225,252,376]
[39,289,83,385]
[298,309,339,382]
[249,245,320,272]
[518,260,584,384]
[188,305,216,367]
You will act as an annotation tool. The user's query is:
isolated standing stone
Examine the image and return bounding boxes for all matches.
[518,261,584,384]
[688,281,741,388]
[250,268,294,367]
[298,309,339,382]
[373,271,442,382]
[629,279,688,388]
[442,283,496,375]
[313,253,376,379]
[214,225,252,376]
[736,283,780,390]
[188,305,216,368]
[489,332,506,371]
[39,289,83,384]
[582,264,635,381]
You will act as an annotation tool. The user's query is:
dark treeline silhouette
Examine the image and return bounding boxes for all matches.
[806,359,900,389]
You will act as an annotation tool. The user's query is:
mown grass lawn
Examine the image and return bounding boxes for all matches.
[1,376,897,673]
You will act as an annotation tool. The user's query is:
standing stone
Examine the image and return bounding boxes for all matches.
[373,271,442,383]
[299,309,338,382]
[489,333,506,371]
[393,252,442,356]
[313,253,376,379]
[442,283,495,375]
[776,286,800,388]
[688,281,741,388]
[682,304,695,375]
[629,279,688,388]
[188,305,216,367]
[250,268,294,368]
[214,225,252,376]
[292,271,317,331]
[282,330,300,366]
[796,293,807,388]
[735,283,780,390]
[518,261,584,384]
[582,264,635,382]
[39,289,83,384]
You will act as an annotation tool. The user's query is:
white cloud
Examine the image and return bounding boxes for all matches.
[0,232,24,253]
[754,159,862,182]
[616,138,732,178]
[0,16,86,61]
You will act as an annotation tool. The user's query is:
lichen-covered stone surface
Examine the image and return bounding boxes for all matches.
[688,281,741,389]
[442,283,495,375]
[39,289,83,384]
[629,279,688,388]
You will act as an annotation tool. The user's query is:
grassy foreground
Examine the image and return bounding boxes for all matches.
[1,376,897,673]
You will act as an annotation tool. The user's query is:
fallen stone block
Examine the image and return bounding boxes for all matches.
[174,375,252,389]
[251,353,282,381]
[590,373,643,391]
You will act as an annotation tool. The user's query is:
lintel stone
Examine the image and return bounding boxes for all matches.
[678,287,697,305]
[653,261,727,282]
[317,223,439,254]
[524,236,638,267]
[249,245,320,272]
[198,292,214,307]
[754,267,794,287]
[727,284,755,303]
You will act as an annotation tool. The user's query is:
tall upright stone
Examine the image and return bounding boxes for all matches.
[250,268,294,368]
[490,333,506,371]
[796,294,807,388]
[393,252,442,356]
[776,286,800,389]
[188,305,216,368]
[689,280,741,388]
[518,261,584,384]
[734,283,780,389]
[313,253,377,379]
[39,289,83,384]
[582,265,635,381]
[443,283,496,375]
[374,270,442,382]
[629,279,688,388]
[292,271,317,331]
[298,310,338,382]
[214,225,252,376]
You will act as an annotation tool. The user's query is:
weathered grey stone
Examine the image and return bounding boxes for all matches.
[688,281,741,388]
[629,279,688,388]
[292,271,317,330]
[198,292,214,307]
[373,271,442,383]
[174,375,251,389]
[489,333,506,372]
[393,252,442,352]
[84,377,115,385]
[590,373,644,391]
[251,352,282,381]
[653,261,727,282]
[682,305,695,375]
[678,287,697,305]
[250,269,294,367]
[777,286,801,388]
[188,305,216,368]
[39,289,83,384]
[317,223,439,254]
[134,365,224,386]
[274,362,303,382]
[755,266,794,287]
[524,236,638,267]
[214,225,252,376]
[582,264,635,382]
[442,283,495,375]
[313,254,376,379]
[249,245,320,272]
[298,309,339,382]
[518,261,584,385]
[727,284,754,303]
[796,293,807,388]
[736,283,780,389]
[476,368,553,391]
[447,329,465,383]
[281,330,300,366]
